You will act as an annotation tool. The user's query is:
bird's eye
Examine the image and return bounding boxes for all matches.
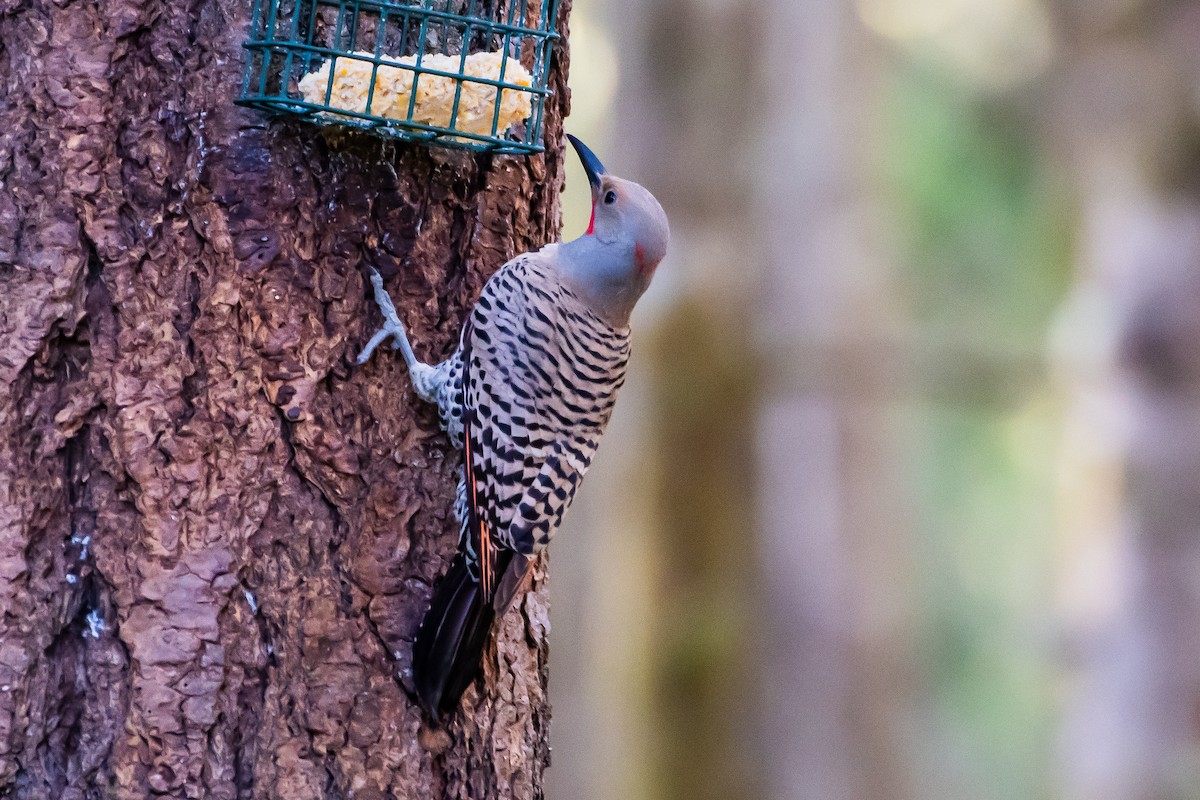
[603,190,617,205]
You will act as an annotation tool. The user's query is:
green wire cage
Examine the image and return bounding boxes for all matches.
[237,0,561,154]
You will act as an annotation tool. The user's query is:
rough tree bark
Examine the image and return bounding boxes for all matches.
[0,0,571,795]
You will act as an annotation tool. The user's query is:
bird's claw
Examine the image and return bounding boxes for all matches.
[356,322,403,364]
[357,267,419,367]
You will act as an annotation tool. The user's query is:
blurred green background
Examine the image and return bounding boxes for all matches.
[546,1,1200,799]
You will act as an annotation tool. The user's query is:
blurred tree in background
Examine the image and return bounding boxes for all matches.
[550,1,1200,799]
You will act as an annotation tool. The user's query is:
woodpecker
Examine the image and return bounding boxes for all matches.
[357,136,669,723]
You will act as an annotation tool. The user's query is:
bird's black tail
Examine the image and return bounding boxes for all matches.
[412,553,494,724]
[414,550,534,724]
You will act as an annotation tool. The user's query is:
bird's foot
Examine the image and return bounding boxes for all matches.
[356,267,445,404]
[357,267,419,367]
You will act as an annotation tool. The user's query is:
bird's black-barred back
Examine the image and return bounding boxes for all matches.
[359,135,668,724]
[444,254,629,556]
[412,253,629,721]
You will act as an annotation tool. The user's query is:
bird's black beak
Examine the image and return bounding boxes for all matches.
[567,134,606,191]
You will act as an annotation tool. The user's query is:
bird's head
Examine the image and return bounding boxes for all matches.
[558,135,670,326]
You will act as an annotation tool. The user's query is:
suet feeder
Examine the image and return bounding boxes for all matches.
[237,0,560,154]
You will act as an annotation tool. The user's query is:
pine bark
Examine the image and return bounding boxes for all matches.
[0,0,571,795]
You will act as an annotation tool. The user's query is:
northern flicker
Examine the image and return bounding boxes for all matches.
[358,135,669,723]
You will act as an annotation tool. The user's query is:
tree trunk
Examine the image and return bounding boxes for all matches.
[752,1,913,798]
[0,0,571,795]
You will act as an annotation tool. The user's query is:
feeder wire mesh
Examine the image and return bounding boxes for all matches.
[238,0,560,154]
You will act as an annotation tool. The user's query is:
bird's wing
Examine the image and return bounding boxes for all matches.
[462,254,628,564]
[461,413,497,598]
